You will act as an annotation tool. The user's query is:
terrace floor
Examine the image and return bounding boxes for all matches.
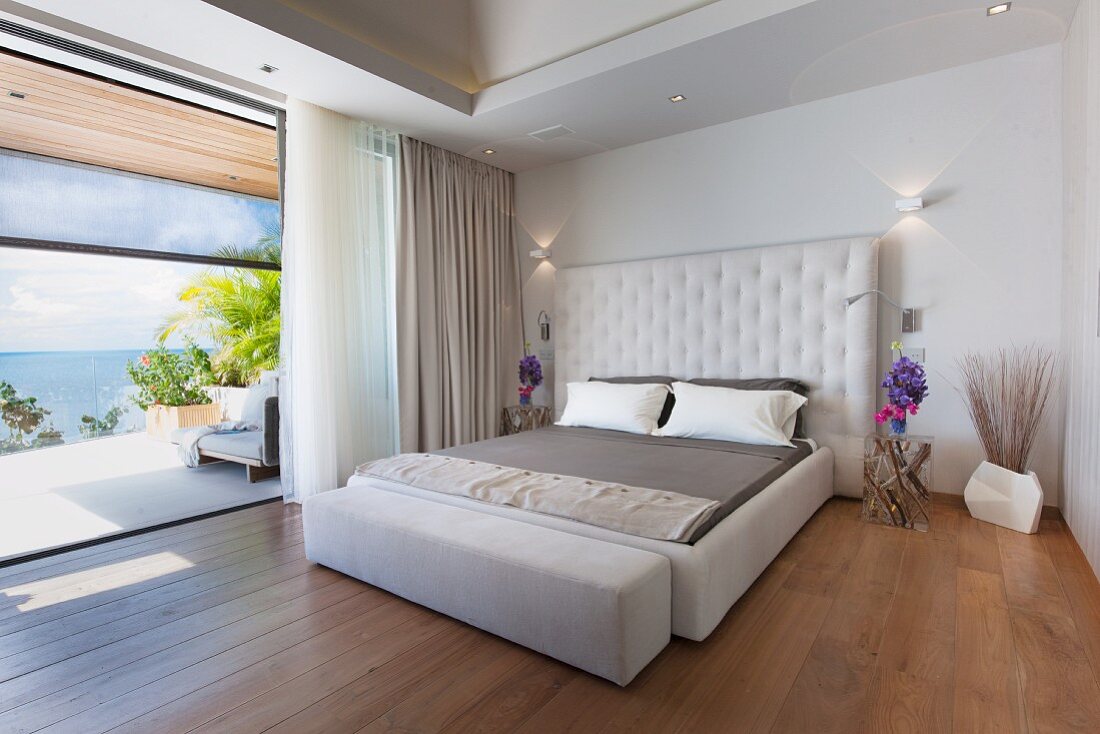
[0,433,281,562]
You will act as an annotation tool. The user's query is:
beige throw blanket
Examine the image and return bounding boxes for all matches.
[354,453,721,543]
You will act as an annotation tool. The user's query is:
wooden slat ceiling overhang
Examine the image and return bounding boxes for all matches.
[0,50,278,199]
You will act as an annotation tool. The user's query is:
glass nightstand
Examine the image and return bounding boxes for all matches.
[863,433,933,532]
[500,405,553,436]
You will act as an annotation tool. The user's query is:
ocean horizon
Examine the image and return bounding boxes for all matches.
[0,348,190,446]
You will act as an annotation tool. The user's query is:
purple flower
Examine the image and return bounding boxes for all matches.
[878,351,929,422]
[518,354,543,388]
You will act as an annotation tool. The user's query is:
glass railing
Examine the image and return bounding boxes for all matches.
[0,351,144,456]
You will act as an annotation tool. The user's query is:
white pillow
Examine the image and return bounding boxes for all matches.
[556,381,670,435]
[240,380,274,425]
[656,382,807,447]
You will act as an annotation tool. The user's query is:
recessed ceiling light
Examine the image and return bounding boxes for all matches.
[259,64,278,73]
[483,148,495,155]
[668,94,686,103]
[227,175,240,181]
[7,91,26,99]
[987,3,1011,16]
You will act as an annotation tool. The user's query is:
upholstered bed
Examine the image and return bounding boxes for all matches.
[305,236,880,683]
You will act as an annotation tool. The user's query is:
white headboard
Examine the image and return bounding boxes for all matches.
[554,237,879,496]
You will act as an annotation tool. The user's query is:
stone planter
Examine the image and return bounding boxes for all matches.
[145,403,222,442]
[963,461,1043,534]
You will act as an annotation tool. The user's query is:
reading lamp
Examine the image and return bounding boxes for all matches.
[844,289,917,333]
[537,310,551,341]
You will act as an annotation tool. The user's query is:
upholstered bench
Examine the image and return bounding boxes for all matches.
[303,486,672,685]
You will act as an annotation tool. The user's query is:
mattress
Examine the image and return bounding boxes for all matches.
[433,425,813,542]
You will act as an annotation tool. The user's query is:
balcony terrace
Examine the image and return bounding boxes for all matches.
[0,433,280,562]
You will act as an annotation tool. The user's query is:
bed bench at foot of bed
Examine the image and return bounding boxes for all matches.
[303,487,672,686]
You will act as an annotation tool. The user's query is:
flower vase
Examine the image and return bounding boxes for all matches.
[519,392,531,407]
[889,417,907,437]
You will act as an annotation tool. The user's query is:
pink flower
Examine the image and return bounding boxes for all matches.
[875,403,910,424]
[140,354,151,367]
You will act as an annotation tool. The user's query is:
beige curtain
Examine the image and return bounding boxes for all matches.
[397,137,523,452]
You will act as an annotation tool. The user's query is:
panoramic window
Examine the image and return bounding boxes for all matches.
[1,250,213,450]
[0,49,280,460]
[0,47,284,559]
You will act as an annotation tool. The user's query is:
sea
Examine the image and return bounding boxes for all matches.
[0,349,149,444]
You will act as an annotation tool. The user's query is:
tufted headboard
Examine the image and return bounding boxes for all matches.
[554,237,879,497]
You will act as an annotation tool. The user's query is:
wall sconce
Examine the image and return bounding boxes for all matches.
[538,310,551,341]
[530,248,552,260]
[895,197,924,213]
[844,289,918,333]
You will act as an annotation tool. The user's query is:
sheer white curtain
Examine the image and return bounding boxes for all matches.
[280,99,399,503]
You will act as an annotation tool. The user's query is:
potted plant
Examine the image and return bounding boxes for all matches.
[127,342,220,441]
[957,346,1056,534]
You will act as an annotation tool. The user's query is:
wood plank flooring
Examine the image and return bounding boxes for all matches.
[2,495,1100,733]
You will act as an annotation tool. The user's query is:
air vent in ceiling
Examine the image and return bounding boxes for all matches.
[528,124,574,142]
[0,18,280,115]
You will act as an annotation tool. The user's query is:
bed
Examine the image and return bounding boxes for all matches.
[305,236,880,682]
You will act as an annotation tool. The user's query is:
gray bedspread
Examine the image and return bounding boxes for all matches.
[434,425,813,543]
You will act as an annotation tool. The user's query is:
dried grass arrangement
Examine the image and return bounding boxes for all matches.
[956,346,1057,474]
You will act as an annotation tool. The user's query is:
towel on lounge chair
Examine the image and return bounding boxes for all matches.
[178,421,258,467]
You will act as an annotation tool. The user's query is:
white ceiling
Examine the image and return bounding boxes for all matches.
[0,0,1082,173]
[468,0,721,86]
[274,0,724,90]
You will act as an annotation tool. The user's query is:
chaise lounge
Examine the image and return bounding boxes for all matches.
[195,396,280,483]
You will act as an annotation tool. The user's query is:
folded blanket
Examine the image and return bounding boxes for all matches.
[355,453,721,543]
[177,421,258,467]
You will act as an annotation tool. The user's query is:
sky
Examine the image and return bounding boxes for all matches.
[0,152,279,352]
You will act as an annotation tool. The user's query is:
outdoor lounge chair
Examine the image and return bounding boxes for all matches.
[196,396,280,483]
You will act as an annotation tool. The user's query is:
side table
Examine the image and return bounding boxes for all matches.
[500,404,552,436]
[863,433,933,532]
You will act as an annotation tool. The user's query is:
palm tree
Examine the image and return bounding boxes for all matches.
[159,227,281,386]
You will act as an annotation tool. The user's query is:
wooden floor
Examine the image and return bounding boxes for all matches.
[2,496,1100,733]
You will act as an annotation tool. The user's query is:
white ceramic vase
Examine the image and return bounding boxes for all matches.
[963,461,1043,534]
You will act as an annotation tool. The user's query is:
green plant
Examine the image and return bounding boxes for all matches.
[0,380,54,452]
[126,342,214,411]
[79,405,125,439]
[32,423,65,448]
[159,228,281,386]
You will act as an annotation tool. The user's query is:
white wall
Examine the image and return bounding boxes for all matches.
[1062,0,1100,572]
[517,44,1065,503]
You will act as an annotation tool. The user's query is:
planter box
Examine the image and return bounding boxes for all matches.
[146,403,222,442]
